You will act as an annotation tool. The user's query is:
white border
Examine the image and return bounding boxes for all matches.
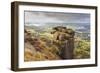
[18,5,96,68]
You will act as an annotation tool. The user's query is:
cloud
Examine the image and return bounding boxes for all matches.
[25,11,90,24]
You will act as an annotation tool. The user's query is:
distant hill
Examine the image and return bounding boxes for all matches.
[25,23,90,40]
[25,23,90,32]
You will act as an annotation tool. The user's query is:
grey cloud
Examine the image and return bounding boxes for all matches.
[25,11,90,24]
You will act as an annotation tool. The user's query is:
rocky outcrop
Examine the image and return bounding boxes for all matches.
[51,26,75,59]
[24,26,75,61]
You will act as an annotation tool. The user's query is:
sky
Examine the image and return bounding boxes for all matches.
[24,11,90,25]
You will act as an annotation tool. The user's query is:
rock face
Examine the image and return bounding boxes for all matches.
[24,26,75,61]
[51,26,75,59]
